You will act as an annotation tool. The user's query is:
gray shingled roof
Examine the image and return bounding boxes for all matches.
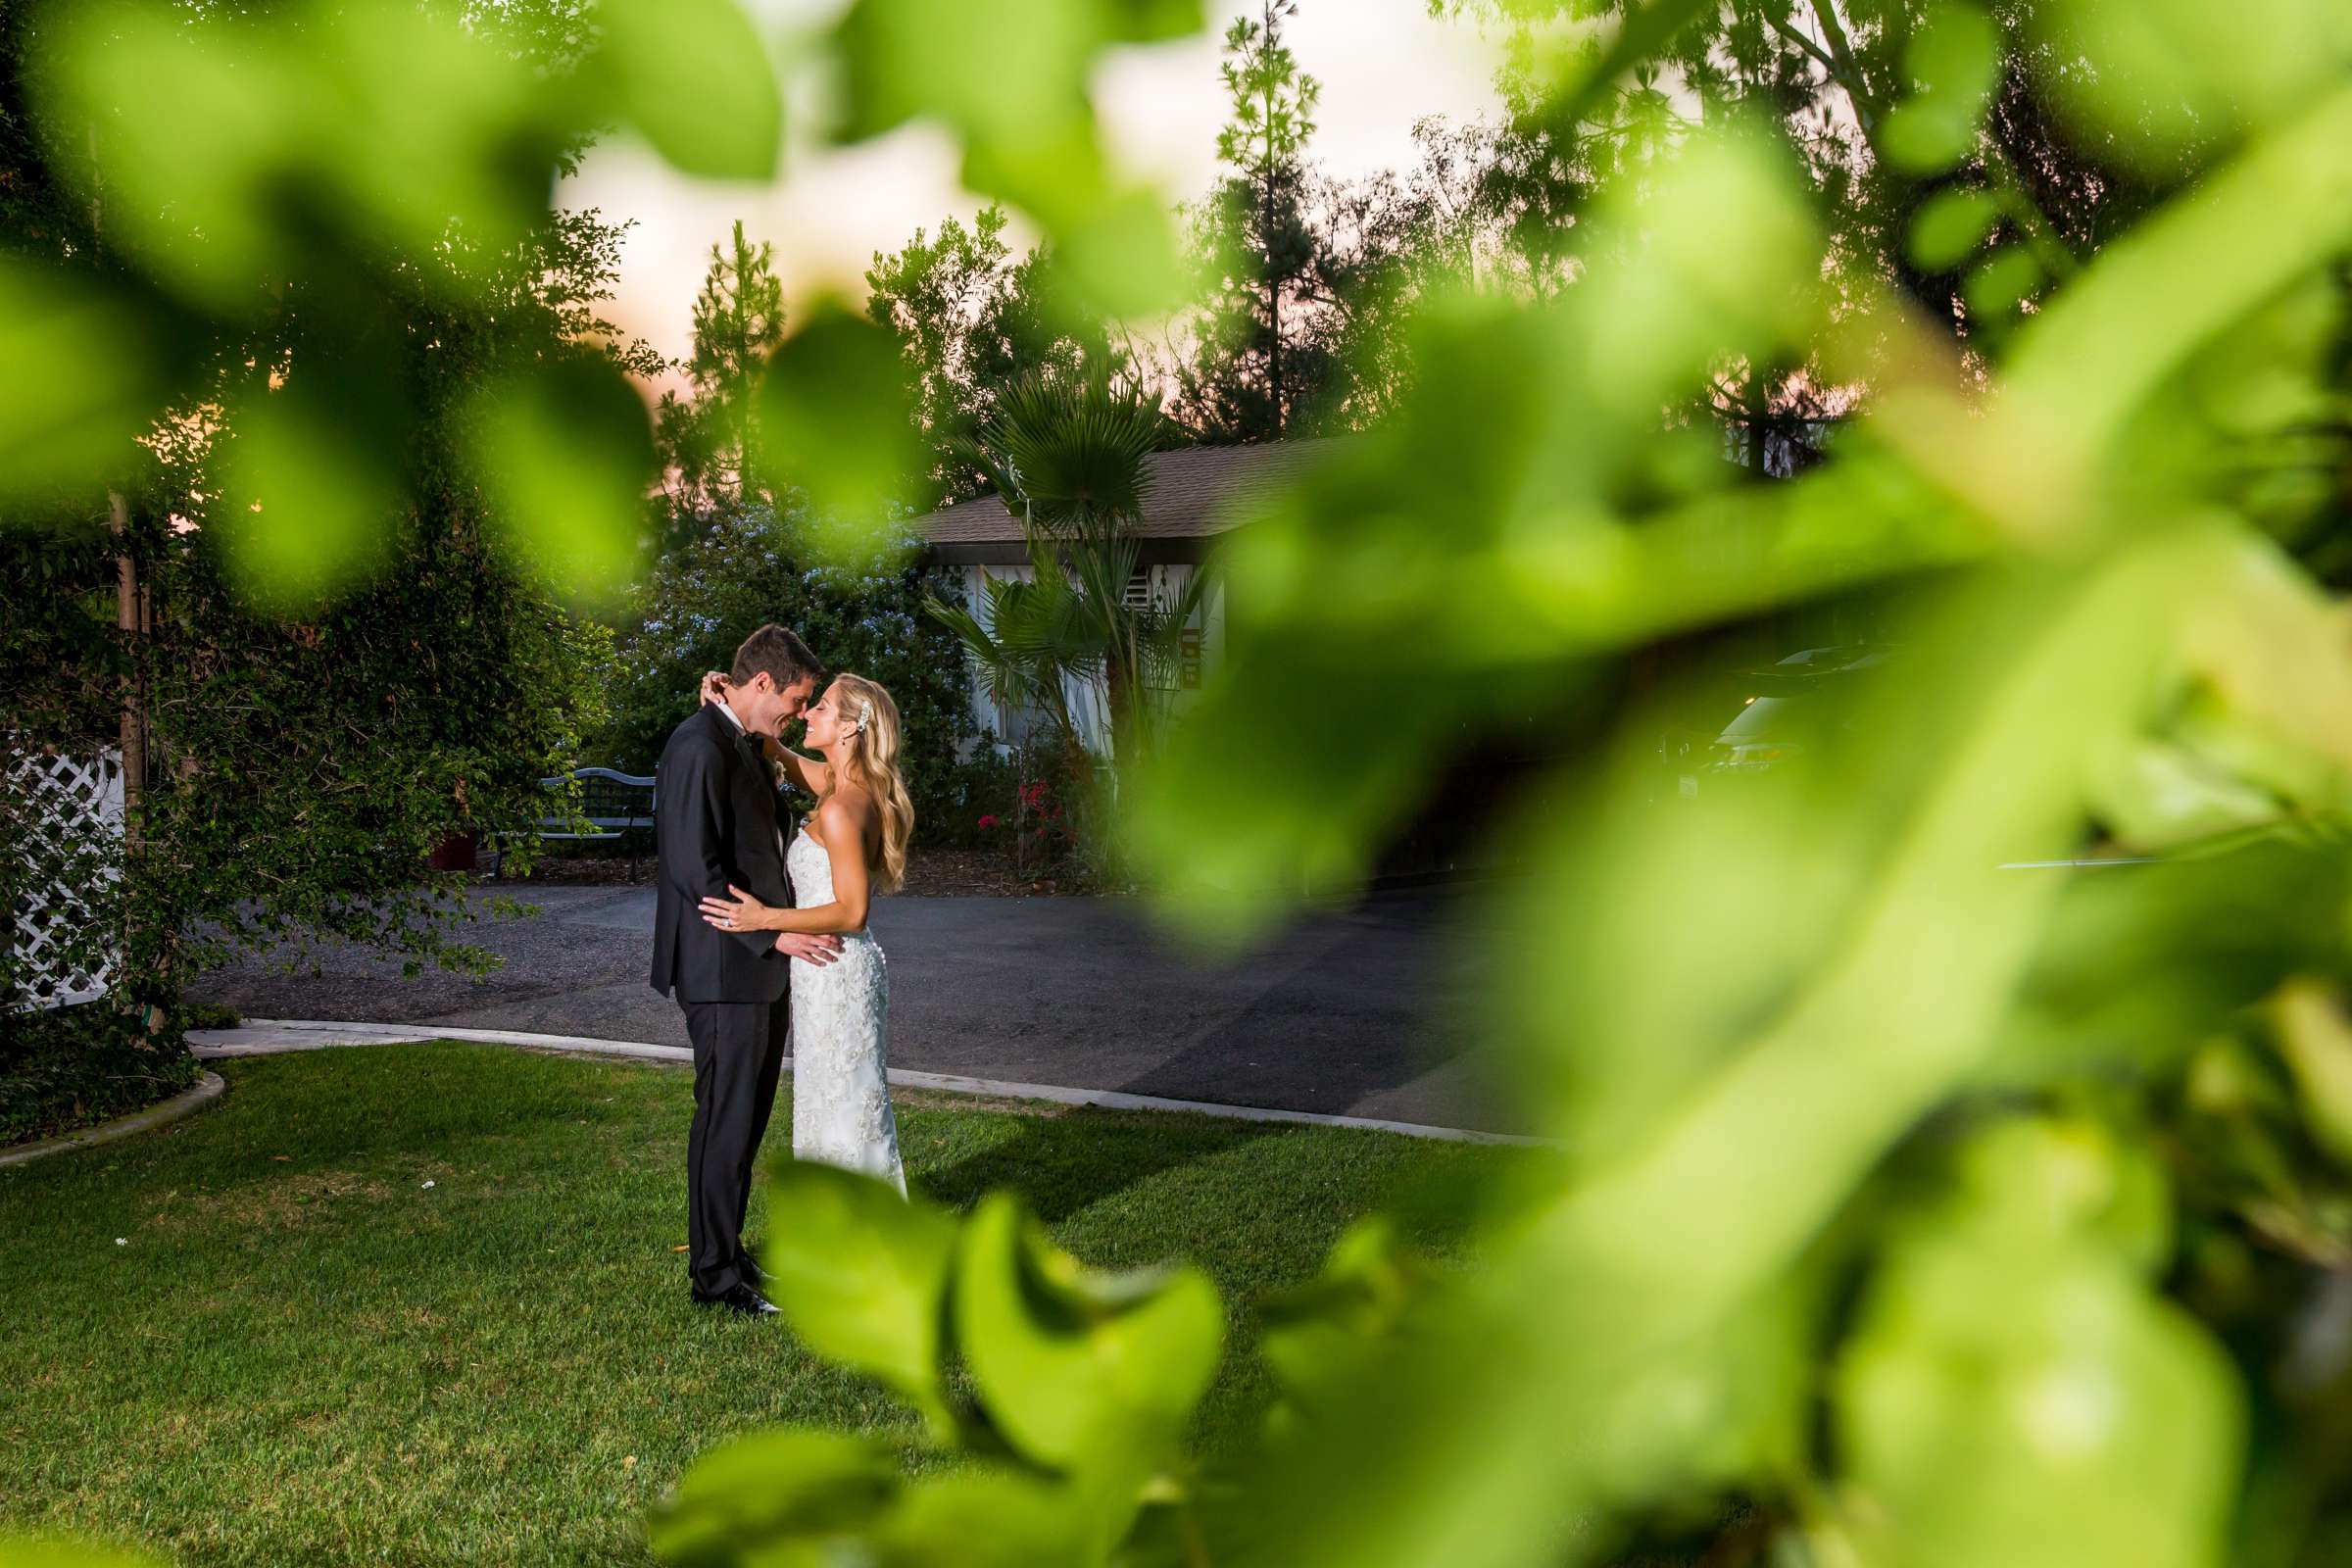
[914,438,1344,546]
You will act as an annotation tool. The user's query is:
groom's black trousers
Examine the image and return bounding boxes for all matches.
[680,994,789,1297]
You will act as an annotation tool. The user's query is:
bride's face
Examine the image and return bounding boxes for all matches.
[801,682,847,750]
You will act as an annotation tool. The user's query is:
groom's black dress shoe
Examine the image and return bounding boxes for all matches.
[691,1281,780,1317]
[735,1251,770,1290]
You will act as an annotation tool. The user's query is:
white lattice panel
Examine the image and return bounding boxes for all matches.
[7,747,123,1011]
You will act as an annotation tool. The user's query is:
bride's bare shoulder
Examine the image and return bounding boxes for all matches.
[814,786,877,834]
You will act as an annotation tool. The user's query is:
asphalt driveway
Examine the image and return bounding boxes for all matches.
[187,885,1526,1134]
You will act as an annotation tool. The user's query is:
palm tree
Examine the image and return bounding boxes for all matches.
[925,368,1212,776]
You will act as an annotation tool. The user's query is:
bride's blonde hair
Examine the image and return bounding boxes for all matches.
[826,673,914,895]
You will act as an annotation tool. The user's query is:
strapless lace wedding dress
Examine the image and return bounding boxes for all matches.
[786,820,906,1196]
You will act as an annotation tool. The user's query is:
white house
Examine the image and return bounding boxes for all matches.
[913,439,1340,752]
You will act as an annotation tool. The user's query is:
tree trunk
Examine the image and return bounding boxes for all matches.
[1261,4,1284,440]
[1264,158,1283,436]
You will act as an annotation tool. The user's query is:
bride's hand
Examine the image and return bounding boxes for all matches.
[699,670,729,707]
[700,884,773,933]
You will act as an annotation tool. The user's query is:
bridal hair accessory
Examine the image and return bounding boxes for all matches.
[853,697,874,735]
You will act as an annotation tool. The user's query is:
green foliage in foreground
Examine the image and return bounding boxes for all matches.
[18,0,2352,1564]
[0,1044,1507,1567]
[1112,10,2352,1568]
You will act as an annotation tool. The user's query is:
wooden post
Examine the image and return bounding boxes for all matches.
[93,123,145,845]
[93,121,162,1037]
[112,490,144,849]
[112,489,166,1040]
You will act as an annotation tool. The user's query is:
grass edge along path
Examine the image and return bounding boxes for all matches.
[0,1041,1523,1567]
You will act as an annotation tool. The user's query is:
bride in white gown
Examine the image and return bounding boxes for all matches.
[695,672,911,1197]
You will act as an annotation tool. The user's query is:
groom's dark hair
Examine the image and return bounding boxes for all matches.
[731,623,820,691]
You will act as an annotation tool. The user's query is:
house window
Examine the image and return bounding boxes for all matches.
[1121,570,1152,610]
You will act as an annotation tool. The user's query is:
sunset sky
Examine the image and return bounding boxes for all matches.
[559,0,1503,381]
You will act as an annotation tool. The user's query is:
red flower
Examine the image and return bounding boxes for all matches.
[977,814,1000,829]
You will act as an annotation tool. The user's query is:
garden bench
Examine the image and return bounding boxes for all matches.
[490,766,656,879]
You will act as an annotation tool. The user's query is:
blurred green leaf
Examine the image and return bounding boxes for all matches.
[1992,843,2352,1084]
[592,0,782,180]
[1986,81,2352,528]
[1256,1217,1424,1417]
[218,389,401,612]
[2161,614,2352,816]
[2087,740,2283,848]
[471,352,655,606]
[39,2,562,310]
[36,2,303,310]
[1879,96,1980,173]
[1879,3,2000,172]
[829,0,1113,231]
[1942,1113,2176,1273]
[761,1160,959,1437]
[1837,1168,2239,1568]
[1908,4,2004,107]
[1584,123,1824,414]
[646,1427,898,1567]
[1049,186,1190,321]
[1964,245,2042,318]
[953,1192,1223,1474]
[1215,533,2262,1568]
[0,260,176,498]
[2271,979,2352,1170]
[1099,0,1204,43]
[312,8,556,270]
[830,0,1092,145]
[875,1472,1087,1568]
[753,301,924,559]
[2033,0,2348,172]
[1907,186,2001,271]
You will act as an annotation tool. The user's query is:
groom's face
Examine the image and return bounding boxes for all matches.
[775,675,817,726]
[742,672,817,738]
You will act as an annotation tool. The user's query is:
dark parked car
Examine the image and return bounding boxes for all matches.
[1704,646,1888,777]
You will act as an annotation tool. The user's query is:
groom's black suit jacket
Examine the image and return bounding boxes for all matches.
[650,703,795,1004]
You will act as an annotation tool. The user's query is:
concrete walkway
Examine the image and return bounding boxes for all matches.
[187,885,1529,1135]
[185,1019,1542,1146]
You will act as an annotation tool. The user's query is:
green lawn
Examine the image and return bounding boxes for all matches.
[0,1043,1514,1566]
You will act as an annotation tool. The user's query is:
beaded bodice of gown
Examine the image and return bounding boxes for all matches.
[784,820,905,1196]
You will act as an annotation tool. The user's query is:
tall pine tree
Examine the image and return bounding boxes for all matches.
[1175,1,1326,442]
[655,220,788,522]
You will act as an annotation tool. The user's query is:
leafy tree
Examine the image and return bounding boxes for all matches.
[1,213,637,1122]
[865,205,1102,506]
[594,510,983,844]
[0,0,670,1106]
[1300,120,1494,427]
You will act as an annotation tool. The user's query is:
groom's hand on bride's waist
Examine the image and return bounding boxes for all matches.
[774,933,843,966]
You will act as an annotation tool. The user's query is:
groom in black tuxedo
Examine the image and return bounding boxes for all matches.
[652,622,840,1316]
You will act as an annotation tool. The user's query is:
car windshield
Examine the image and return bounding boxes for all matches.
[1718,697,1791,742]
